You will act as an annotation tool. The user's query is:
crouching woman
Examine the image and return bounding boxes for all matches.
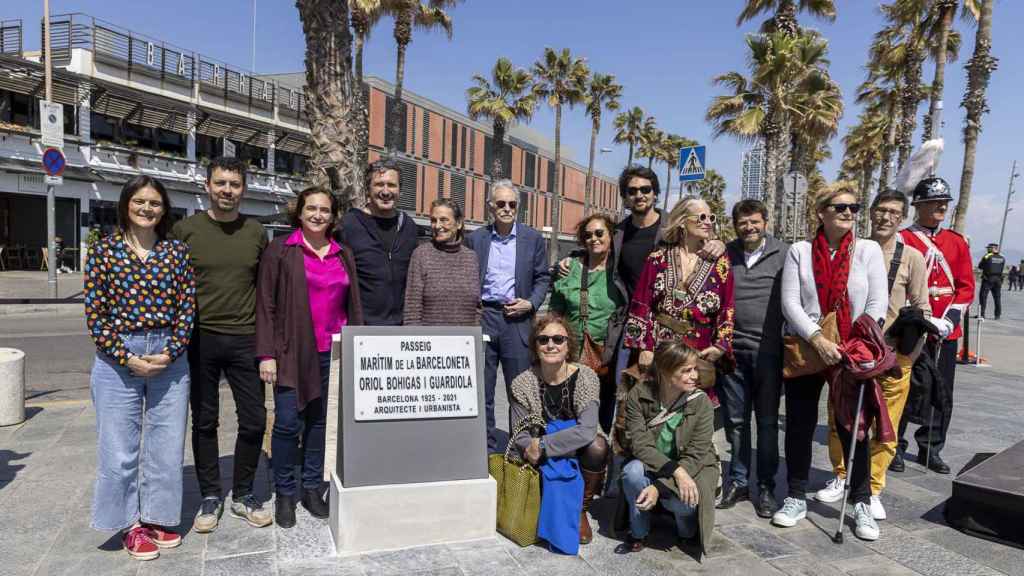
[614,341,718,558]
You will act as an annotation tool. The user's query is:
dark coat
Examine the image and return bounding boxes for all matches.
[904,341,951,425]
[255,236,364,410]
[613,380,718,555]
[337,209,418,326]
[832,314,898,443]
[465,223,551,345]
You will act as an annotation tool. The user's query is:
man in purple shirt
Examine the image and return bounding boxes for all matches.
[466,180,551,451]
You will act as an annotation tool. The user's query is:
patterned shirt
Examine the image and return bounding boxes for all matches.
[85,232,196,365]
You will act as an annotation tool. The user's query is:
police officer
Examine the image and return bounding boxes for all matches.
[895,177,975,474]
[977,243,1006,319]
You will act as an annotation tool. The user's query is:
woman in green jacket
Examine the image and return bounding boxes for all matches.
[615,341,718,558]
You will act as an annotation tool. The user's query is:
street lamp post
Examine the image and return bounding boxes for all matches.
[44,0,57,298]
[998,160,1019,249]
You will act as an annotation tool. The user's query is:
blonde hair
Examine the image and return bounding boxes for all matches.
[815,181,859,214]
[662,195,708,246]
[649,341,700,384]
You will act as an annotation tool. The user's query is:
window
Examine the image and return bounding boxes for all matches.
[451,173,466,212]
[157,130,186,156]
[546,160,555,192]
[397,159,418,211]
[450,121,458,167]
[90,111,116,142]
[524,151,536,188]
[468,130,475,172]
[461,126,467,169]
[422,112,430,158]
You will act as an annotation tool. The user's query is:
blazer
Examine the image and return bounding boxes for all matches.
[255,236,364,410]
[465,222,551,344]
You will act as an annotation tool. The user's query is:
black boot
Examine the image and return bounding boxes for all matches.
[889,450,905,472]
[716,484,749,509]
[302,487,330,518]
[755,486,778,519]
[919,450,950,474]
[275,495,296,529]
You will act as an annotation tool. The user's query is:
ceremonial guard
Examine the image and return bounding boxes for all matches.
[896,176,974,474]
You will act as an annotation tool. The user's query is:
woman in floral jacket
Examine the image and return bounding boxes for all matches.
[624,196,735,405]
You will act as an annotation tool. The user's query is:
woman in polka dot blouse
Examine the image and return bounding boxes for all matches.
[84,175,196,561]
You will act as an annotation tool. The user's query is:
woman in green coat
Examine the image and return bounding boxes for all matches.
[614,341,719,558]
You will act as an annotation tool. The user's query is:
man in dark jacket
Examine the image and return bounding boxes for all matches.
[466,179,551,452]
[715,199,788,518]
[977,243,1005,319]
[338,158,419,326]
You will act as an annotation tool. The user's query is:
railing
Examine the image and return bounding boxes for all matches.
[1,19,22,56]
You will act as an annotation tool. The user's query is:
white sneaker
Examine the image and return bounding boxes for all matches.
[870,495,886,520]
[815,476,845,503]
[770,497,807,528]
[854,502,880,540]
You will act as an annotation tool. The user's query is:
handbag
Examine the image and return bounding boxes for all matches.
[578,259,609,377]
[782,311,839,379]
[488,414,545,546]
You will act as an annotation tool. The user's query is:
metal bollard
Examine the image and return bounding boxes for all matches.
[0,348,26,426]
[975,317,985,365]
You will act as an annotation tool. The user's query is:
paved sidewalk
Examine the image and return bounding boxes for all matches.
[3,297,1024,575]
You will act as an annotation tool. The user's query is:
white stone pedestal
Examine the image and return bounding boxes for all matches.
[0,348,26,427]
[329,472,496,555]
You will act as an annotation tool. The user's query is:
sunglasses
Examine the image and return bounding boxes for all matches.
[536,334,569,346]
[828,203,862,214]
[582,229,607,241]
[494,200,517,210]
[626,186,654,196]
[687,213,717,224]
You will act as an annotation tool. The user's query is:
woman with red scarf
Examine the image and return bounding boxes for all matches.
[771,184,888,541]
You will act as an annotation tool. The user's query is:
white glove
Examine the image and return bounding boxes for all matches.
[929,317,953,339]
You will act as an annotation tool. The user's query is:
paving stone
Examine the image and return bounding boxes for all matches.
[362,544,460,576]
[0,532,50,576]
[448,543,521,576]
[278,557,369,576]
[203,516,276,560]
[274,507,335,563]
[506,543,595,575]
[864,526,1004,576]
[675,552,787,575]
[136,551,206,576]
[778,526,871,561]
[204,551,277,576]
[770,555,848,576]
[30,549,141,576]
[918,526,1024,576]
[718,524,804,560]
[831,554,923,575]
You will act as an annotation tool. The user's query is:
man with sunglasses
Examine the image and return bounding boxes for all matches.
[896,176,974,474]
[716,199,788,518]
[466,179,551,452]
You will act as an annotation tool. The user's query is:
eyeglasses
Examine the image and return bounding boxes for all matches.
[536,334,568,346]
[687,213,717,224]
[871,207,903,220]
[494,200,517,210]
[828,203,862,214]
[626,186,654,196]
[582,229,607,240]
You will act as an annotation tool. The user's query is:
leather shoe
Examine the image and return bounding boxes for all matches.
[889,451,905,472]
[275,495,296,529]
[302,487,330,518]
[755,487,778,519]
[614,536,646,554]
[716,484,749,509]
[920,451,951,474]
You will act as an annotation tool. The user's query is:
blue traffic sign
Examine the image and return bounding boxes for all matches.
[42,147,66,177]
[679,145,706,182]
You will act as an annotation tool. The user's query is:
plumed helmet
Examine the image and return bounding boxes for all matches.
[911,176,953,205]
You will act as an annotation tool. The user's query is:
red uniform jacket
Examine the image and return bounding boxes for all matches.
[900,225,974,341]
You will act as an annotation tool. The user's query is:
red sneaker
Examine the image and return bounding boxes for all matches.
[123,526,160,560]
[143,524,182,549]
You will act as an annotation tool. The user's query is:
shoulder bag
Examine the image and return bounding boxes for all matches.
[488,414,545,546]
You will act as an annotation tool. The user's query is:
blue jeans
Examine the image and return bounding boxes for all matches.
[715,349,781,489]
[621,459,697,539]
[90,329,190,531]
[272,352,330,496]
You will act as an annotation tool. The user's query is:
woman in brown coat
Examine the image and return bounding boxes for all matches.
[615,341,718,558]
[256,187,363,528]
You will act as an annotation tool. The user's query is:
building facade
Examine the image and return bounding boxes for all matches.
[740,139,765,201]
[0,13,619,271]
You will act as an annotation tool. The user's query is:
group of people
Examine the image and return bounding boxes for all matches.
[84,154,972,561]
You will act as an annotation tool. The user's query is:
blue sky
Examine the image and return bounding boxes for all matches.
[9,1,1024,259]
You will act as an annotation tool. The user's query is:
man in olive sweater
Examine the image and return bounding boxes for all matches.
[716,199,788,518]
[171,157,272,532]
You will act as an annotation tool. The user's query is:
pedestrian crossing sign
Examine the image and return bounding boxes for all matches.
[679,145,706,182]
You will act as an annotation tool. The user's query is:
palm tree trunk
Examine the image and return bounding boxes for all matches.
[548,103,563,264]
[879,95,900,193]
[353,31,369,202]
[584,118,598,215]
[860,163,874,235]
[954,0,996,232]
[922,2,955,142]
[296,0,360,210]
[898,49,923,169]
[389,10,412,153]
[627,142,634,166]
[762,126,780,233]
[492,119,506,182]
[647,156,653,170]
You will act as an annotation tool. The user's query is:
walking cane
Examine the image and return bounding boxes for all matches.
[833,378,868,545]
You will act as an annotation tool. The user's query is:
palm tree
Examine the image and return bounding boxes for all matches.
[954,0,995,232]
[658,133,692,211]
[788,71,843,176]
[583,73,622,215]
[638,122,662,171]
[386,0,459,152]
[613,106,645,166]
[737,0,837,35]
[841,112,886,233]
[921,0,961,140]
[532,47,589,262]
[856,61,903,191]
[349,0,384,200]
[466,58,537,182]
[296,0,360,209]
